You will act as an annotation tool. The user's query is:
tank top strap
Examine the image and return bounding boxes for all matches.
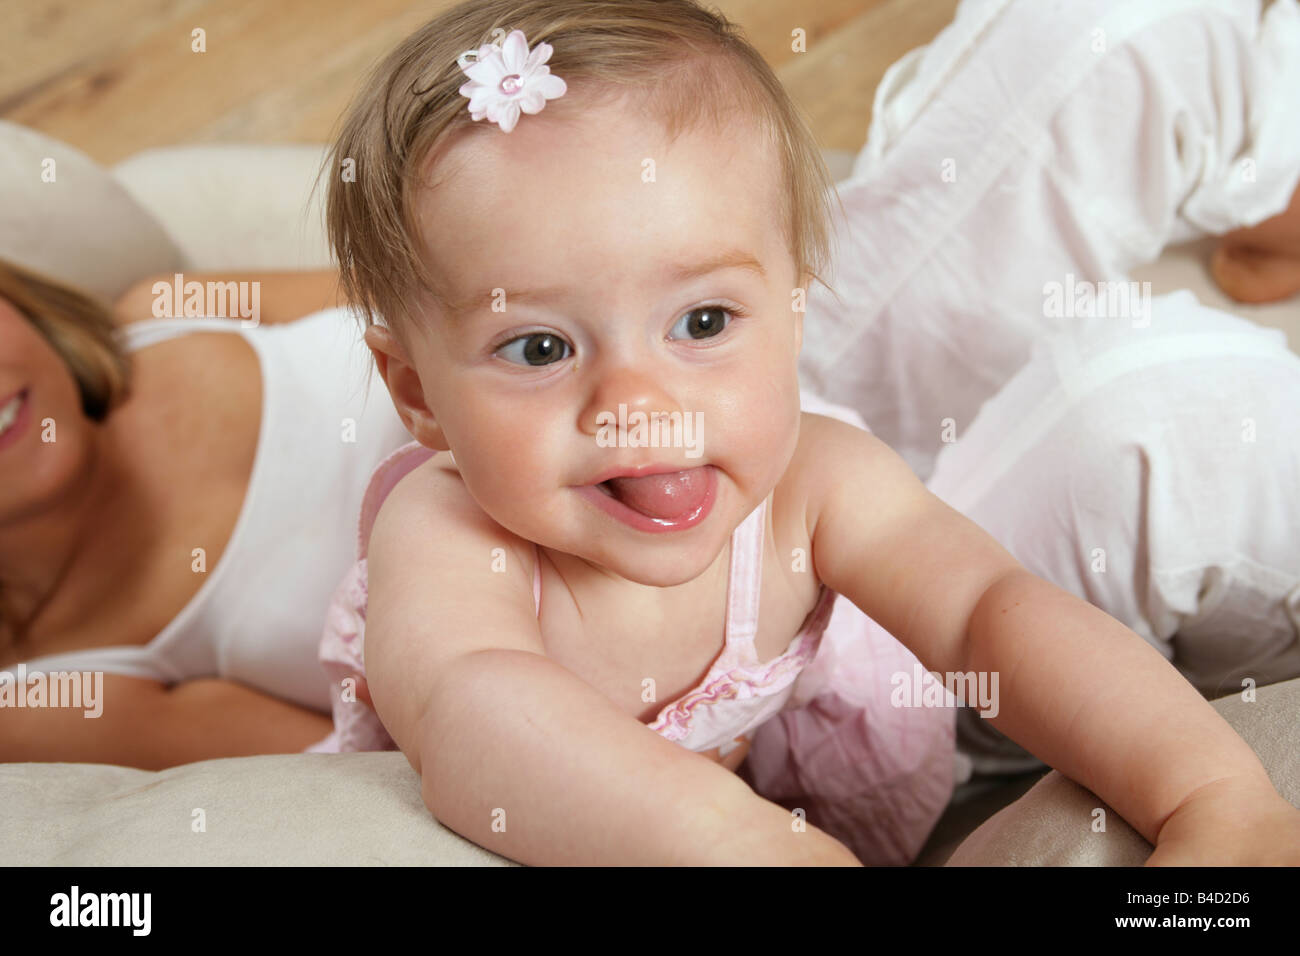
[723,494,768,657]
[116,316,252,353]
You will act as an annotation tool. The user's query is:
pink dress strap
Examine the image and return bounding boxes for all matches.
[723,495,767,667]
[357,441,436,558]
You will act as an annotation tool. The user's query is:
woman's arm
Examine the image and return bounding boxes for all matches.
[112,269,348,327]
[0,673,333,770]
[161,677,335,765]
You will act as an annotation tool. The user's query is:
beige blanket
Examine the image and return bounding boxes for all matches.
[3,678,1294,865]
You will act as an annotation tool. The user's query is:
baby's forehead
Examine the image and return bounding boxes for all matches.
[414,102,785,285]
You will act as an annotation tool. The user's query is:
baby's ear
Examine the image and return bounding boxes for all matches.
[364,324,450,451]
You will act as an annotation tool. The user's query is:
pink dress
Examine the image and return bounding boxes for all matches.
[307,395,958,865]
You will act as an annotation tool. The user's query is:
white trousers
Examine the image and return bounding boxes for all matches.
[798,0,1300,774]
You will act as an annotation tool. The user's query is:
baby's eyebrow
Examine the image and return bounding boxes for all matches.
[440,248,766,320]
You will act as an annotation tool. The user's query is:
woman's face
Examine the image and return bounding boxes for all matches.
[0,295,98,522]
[392,98,806,588]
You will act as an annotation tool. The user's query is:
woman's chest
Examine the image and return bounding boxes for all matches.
[12,335,262,663]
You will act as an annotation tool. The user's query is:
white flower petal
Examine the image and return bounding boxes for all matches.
[531,74,566,100]
[516,88,546,114]
[526,41,553,70]
[466,89,498,112]
[500,30,529,72]
[497,100,522,132]
[464,56,503,84]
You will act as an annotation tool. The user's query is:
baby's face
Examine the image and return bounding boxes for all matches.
[402,97,804,586]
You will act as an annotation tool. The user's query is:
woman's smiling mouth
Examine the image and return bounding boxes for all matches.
[0,388,30,451]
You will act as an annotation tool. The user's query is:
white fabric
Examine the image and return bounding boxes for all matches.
[801,0,1300,483]
[16,308,410,713]
[929,292,1300,774]
[804,0,1300,776]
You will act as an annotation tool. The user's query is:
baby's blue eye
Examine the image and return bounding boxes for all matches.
[497,332,572,366]
[669,306,732,340]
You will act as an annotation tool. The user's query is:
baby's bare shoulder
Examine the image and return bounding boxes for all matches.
[776,411,908,526]
[369,452,535,583]
[361,452,546,755]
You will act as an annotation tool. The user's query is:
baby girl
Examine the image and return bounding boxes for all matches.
[306,0,1300,865]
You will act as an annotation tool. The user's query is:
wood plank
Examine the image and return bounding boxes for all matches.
[0,0,958,164]
[778,0,961,151]
[713,0,884,69]
[0,0,210,113]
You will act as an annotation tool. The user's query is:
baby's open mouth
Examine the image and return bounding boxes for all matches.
[593,468,711,520]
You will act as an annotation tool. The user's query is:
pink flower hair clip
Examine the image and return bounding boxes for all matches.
[457,29,567,133]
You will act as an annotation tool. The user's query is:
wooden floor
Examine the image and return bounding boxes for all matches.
[0,0,959,166]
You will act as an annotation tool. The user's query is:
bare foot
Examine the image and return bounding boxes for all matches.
[1210,183,1300,304]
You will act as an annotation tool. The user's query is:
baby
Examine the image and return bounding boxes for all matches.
[307,0,1300,865]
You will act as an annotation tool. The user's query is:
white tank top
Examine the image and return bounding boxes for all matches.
[14,307,411,712]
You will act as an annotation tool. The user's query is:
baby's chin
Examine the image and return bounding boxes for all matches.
[580,548,724,589]
[536,521,734,588]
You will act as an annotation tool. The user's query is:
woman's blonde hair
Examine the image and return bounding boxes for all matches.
[0,258,130,421]
[318,0,841,340]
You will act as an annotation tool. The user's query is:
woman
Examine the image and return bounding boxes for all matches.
[0,259,410,769]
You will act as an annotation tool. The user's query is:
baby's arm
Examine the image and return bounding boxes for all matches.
[363,463,858,866]
[803,415,1297,862]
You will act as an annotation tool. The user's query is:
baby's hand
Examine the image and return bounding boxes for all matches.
[1145,776,1300,866]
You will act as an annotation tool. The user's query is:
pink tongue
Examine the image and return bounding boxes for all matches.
[604,469,708,519]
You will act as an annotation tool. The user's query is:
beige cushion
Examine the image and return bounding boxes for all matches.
[0,752,516,866]
[946,677,1300,865]
[111,144,335,272]
[6,679,1293,865]
[0,120,182,304]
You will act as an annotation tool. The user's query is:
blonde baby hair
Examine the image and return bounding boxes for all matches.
[318,0,842,343]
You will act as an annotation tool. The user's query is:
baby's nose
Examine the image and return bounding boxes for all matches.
[579,367,683,436]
